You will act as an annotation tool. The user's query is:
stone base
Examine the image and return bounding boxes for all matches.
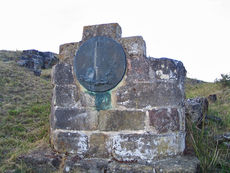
[19,144,200,173]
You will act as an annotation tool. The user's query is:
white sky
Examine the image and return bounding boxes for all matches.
[0,0,230,82]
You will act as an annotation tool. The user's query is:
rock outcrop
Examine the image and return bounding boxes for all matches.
[17,49,58,76]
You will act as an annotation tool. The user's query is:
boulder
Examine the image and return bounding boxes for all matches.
[185,97,209,123]
[208,94,217,103]
[17,49,58,76]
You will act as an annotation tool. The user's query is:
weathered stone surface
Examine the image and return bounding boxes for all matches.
[88,133,110,158]
[63,158,108,173]
[52,131,88,155]
[98,110,146,131]
[53,85,78,107]
[82,23,122,41]
[116,82,184,109]
[108,162,154,173]
[149,108,180,133]
[126,56,150,82]
[118,36,146,58]
[147,57,186,83]
[185,97,208,123]
[19,144,200,173]
[52,63,74,85]
[153,156,200,173]
[52,107,98,130]
[112,132,185,162]
[62,156,199,173]
[59,42,80,65]
[17,49,58,76]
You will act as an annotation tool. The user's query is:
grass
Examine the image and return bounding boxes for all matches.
[0,50,53,172]
[186,79,230,172]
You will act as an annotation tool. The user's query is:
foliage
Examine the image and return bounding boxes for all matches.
[215,73,230,87]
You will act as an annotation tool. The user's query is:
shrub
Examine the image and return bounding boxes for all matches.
[215,73,230,87]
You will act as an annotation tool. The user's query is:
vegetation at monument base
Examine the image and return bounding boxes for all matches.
[186,77,230,172]
[0,50,230,172]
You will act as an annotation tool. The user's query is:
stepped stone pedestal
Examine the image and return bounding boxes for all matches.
[50,23,199,172]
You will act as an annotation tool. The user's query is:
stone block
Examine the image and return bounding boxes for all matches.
[98,110,146,131]
[64,159,108,173]
[147,57,186,82]
[52,63,74,85]
[116,82,184,109]
[153,156,200,173]
[82,23,122,41]
[53,85,78,107]
[59,42,80,65]
[88,133,110,158]
[148,108,180,133]
[112,132,185,162]
[108,162,154,173]
[118,36,146,58]
[52,107,98,130]
[52,131,88,155]
[126,56,150,83]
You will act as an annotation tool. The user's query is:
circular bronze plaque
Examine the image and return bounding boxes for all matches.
[74,36,126,92]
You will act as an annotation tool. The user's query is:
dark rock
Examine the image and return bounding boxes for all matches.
[214,134,224,143]
[214,132,230,144]
[17,49,58,75]
[108,162,154,173]
[64,158,109,173]
[206,115,222,124]
[208,94,217,103]
[153,156,201,173]
[223,132,230,140]
[18,143,62,172]
[185,97,209,123]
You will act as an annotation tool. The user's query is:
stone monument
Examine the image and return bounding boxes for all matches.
[50,23,199,172]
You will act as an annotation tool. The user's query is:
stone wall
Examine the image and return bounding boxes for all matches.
[50,23,187,163]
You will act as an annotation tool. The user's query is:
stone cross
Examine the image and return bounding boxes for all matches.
[51,23,187,163]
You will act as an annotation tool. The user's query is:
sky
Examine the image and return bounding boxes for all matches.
[0,0,230,82]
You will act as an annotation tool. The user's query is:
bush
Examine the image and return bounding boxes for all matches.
[216,73,230,87]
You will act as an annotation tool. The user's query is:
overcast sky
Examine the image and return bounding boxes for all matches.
[0,0,229,82]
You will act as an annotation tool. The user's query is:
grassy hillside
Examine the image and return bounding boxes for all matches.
[0,51,53,171]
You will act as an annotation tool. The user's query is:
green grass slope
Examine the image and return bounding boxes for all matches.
[0,51,53,171]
